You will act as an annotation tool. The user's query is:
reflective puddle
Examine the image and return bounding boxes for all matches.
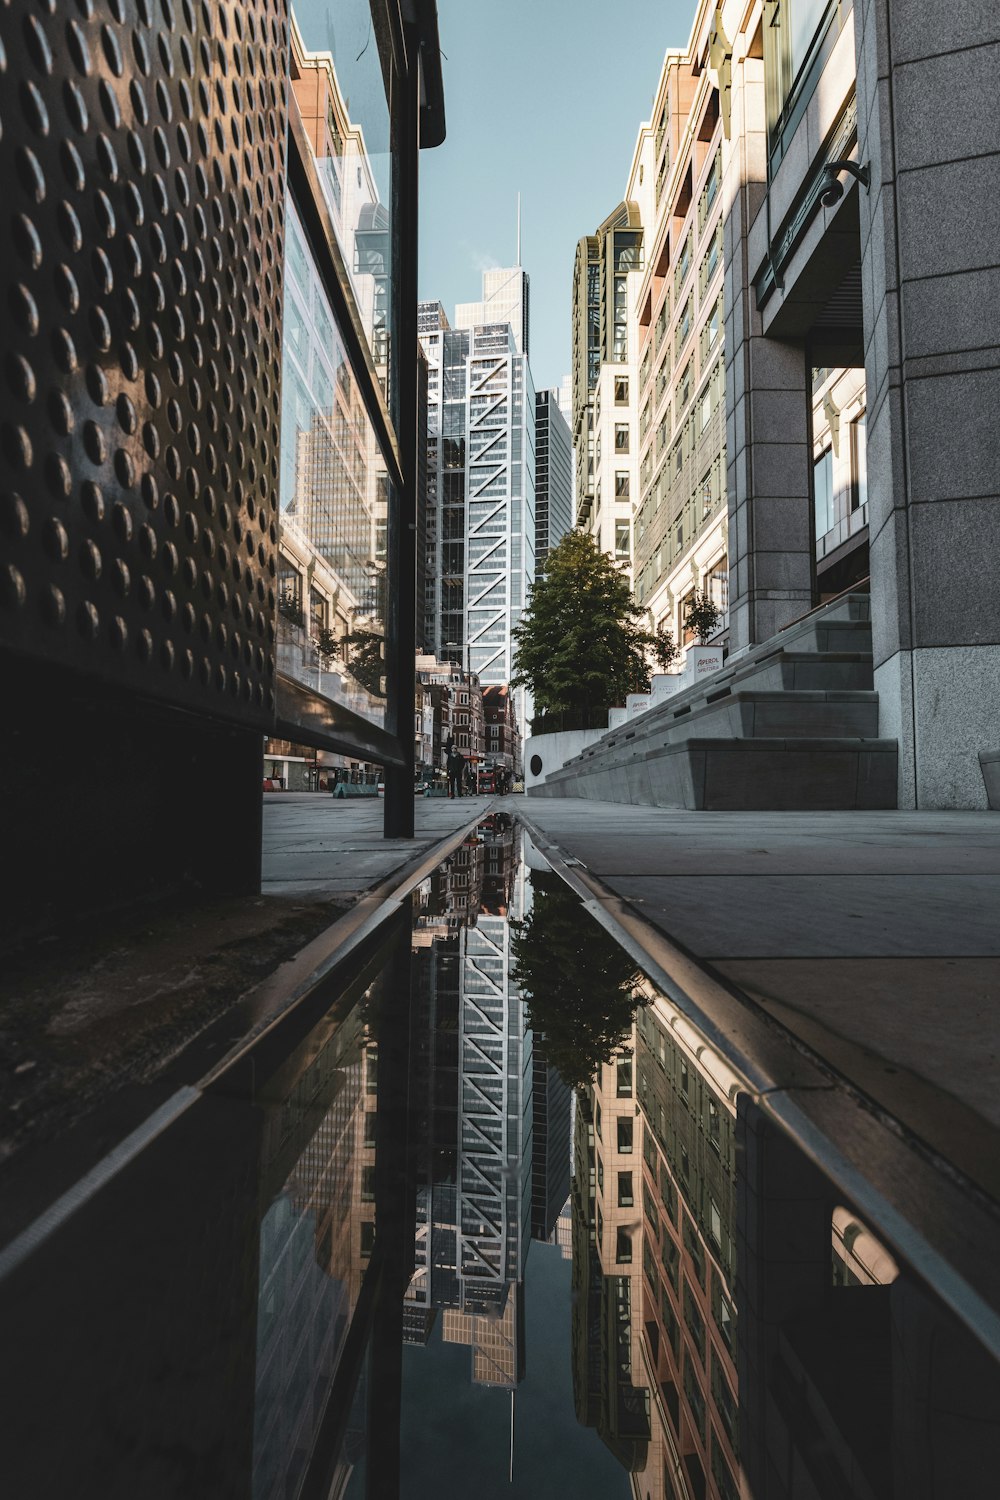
[2,818,999,1498]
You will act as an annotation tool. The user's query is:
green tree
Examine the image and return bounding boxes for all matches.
[511,531,677,730]
[511,872,644,1092]
[684,589,722,644]
[315,626,340,667]
[343,629,385,696]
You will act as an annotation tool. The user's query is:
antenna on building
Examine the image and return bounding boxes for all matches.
[516,192,521,266]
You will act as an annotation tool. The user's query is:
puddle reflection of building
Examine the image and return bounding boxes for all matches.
[252,988,380,1500]
[632,989,741,1500]
[628,980,921,1500]
[572,1055,652,1474]
[405,823,540,1391]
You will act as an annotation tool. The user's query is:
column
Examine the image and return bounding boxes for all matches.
[724,46,814,654]
[856,0,1000,806]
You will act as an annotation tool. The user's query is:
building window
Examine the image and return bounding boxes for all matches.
[712,1273,736,1354]
[676,297,693,356]
[674,233,691,297]
[684,1214,705,1286]
[765,0,841,158]
[709,1197,723,1251]
[617,1116,634,1153]
[615,375,629,404]
[616,1058,633,1096]
[615,470,630,499]
[614,423,630,453]
[679,359,692,409]
[683,1352,706,1439]
[711,1430,739,1500]
[851,410,867,510]
[814,446,834,538]
[709,1098,722,1153]
[616,1227,633,1263]
[615,521,631,558]
[702,295,722,360]
[618,1172,634,1208]
[683,1279,706,1359]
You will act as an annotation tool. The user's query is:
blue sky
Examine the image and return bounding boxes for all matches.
[420,0,694,392]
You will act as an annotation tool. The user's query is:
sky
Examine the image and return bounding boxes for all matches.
[396,1241,632,1499]
[420,0,695,393]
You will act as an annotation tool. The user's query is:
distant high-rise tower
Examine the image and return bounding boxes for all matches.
[418,271,535,726]
[534,391,574,573]
[571,188,650,581]
[455,266,530,359]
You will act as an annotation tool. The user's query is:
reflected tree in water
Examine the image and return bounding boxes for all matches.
[512,872,643,1091]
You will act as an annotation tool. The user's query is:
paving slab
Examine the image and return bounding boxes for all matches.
[262,792,497,898]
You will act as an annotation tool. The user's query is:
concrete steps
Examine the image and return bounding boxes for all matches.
[532,593,899,811]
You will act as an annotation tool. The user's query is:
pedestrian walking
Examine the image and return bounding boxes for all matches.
[447,748,464,799]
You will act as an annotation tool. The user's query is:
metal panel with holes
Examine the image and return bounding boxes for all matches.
[0,0,288,728]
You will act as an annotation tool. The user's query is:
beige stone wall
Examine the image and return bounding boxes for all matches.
[632,8,728,651]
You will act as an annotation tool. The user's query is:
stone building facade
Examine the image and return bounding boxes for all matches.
[633,36,729,659]
[717,0,1000,806]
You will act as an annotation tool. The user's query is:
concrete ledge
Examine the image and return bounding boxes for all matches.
[539,736,898,811]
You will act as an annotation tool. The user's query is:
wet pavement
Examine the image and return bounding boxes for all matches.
[3,815,1000,1498]
[262,792,500,898]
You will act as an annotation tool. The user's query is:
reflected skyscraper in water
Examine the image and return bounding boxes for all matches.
[405,817,537,1389]
[404,819,575,1390]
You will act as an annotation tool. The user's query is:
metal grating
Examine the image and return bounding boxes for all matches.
[813,260,864,330]
[0,0,289,727]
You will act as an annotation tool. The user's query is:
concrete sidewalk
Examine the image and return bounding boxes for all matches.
[262,792,499,898]
[520,799,1000,1199]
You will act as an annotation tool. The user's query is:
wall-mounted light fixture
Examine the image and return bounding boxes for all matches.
[819,159,871,207]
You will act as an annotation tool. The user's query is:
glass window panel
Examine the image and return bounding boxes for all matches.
[279,198,388,728]
[294,0,394,377]
[814,447,834,537]
[852,411,867,510]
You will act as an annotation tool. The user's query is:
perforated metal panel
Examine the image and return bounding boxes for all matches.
[0,0,288,727]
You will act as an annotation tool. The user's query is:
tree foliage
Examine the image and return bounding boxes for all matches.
[511,872,644,1092]
[684,589,722,644]
[315,626,340,665]
[343,629,385,696]
[511,531,677,727]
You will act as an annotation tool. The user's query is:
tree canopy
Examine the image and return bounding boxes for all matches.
[511,871,644,1092]
[511,531,676,728]
[343,629,385,697]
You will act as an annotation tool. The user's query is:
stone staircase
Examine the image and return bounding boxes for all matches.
[532,593,898,810]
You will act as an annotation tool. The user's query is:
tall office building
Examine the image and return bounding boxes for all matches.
[530,1043,572,1242]
[534,390,574,573]
[419,276,535,727]
[455,265,530,358]
[631,43,729,660]
[571,139,653,582]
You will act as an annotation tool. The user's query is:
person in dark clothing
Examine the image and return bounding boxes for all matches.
[447,749,464,799]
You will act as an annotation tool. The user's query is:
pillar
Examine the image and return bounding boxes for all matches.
[724,46,815,655]
[856,0,1000,806]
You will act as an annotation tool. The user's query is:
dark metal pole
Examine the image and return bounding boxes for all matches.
[383,20,420,838]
